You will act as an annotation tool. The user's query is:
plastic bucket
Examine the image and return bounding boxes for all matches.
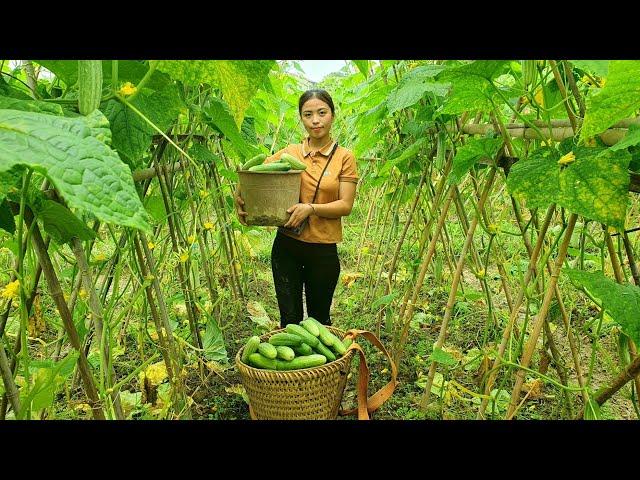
[238,170,302,226]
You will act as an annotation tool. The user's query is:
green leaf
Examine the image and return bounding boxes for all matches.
[581,61,640,140]
[379,138,428,176]
[202,316,228,363]
[156,60,275,126]
[371,292,398,309]
[570,60,609,79]
[102,61,171,91]
[104,84,184,169]
[566,269,640,347]
[143,194,167,224]
[33,199,96,244]
[33,60,79,86]
[0,95,64,115]
[352,60,369,78]
[387,78,449,115]
[203,98,257,160]
[0,165,23,204]
[0,199,15,234]
[430,347,457,366]
[440,60,508,115]
[0,109,151,232]
[507,146,630,230]
[0,76,31,100]
[448,137,503,184]
[609,124,640,151]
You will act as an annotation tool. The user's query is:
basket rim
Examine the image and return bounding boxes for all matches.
[235,325,353,375]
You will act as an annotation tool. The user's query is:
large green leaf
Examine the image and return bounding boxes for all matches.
[155,60,275,127]
[507,146,630,230]
[430,347,457,366]
[0,109,151,232]
[103,84,184,169]
[22,352,78,415]
[440,60,508,115]
[570,60,609,79]
[32,199,97,244]
[380,138,428,175]
[0,165,23,204]
[0,95,63,115]
[203,97,257,161]
[33,60,79,86]
[352,60,369,78]
[448,137,503,184]
[0,76,31,100]
[581,61,640,140]
[566,269,640,346]
[387,76,449,115]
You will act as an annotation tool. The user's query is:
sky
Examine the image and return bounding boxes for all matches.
[295,60,349,82]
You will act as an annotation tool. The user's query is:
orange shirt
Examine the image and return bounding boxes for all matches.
[265,137,358,244]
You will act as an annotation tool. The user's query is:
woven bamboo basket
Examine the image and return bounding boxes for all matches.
[235,326,355,420]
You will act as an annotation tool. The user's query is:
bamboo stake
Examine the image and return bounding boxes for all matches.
[25,209,106,419]
[419,168,498,409]
[505,213,578,419]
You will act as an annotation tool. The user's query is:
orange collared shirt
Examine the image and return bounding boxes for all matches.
[265,137,358,244]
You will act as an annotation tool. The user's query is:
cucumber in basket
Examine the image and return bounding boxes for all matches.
[241,335,261,364]
[275,354,327,371]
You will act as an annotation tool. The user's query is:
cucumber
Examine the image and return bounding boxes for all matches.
[248,353,277,370]
[275,345,295,361]
[78,60,103,115]
[300,319,320,337]
[257,342,278,359]
[280,152,307,171]
[240,335,261,364]
[293,343,314,356]
[312,341,336,362]
[285,323,320,348]
[330,338,347,356]
[268,333,302,347]
[275,354,327,371]
[343,337,353,349]
[241,153,267,171]
[306,317,343,350]
[248,162,291,172]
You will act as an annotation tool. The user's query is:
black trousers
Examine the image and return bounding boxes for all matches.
[271,231,340,327]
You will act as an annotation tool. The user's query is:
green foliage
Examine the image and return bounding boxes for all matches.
[581,60,640,140]
[609,124,640,151]
[570,60,609,79]
[507,146,630,230]
[352,60,369,78]
[0,109,151,232]
[440,60,509,114]
[448,137,503,184]
[203,97,259,160]
[155,60,276,127]
[0,95,64,115]
[566,269,640,347]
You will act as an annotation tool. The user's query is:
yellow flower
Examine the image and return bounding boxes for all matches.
[203,222,214,230]
[79,289,88,300]
[199,190,209,199]
[1,280,20,300]
[143,362,168,386]
[187,235,196,245]
[558,151,576,166]
[598,78,606,88]
[118,82,137,96]
[93,253,106,262]
[179,250,189,263]
[487,223,498,235]
[476,268,486,280]
[533,88,544,107]
[147,241,155,250]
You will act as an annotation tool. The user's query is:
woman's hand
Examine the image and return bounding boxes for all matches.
[284,203,314,229]
[235,189,248,226]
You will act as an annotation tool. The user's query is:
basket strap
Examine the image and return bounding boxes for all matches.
[339,329,398,420]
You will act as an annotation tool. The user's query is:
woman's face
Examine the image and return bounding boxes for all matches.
[300,97,334,141]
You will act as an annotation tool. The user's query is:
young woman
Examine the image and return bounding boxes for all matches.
[236,89,358,327]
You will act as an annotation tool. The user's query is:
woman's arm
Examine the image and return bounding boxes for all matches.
[284,181,356,228]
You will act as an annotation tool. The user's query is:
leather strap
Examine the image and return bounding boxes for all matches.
[339,329,398,420]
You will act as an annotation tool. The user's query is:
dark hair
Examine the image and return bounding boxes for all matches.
[298,89,335,116]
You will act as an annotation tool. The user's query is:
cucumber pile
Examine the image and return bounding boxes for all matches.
[240,317,353,371]
[240,152,307,172]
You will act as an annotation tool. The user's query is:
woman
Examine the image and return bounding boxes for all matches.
[236,89,358,327]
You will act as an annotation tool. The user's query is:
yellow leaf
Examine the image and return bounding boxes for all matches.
[533,87,544,107]
[93,253,107,262]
